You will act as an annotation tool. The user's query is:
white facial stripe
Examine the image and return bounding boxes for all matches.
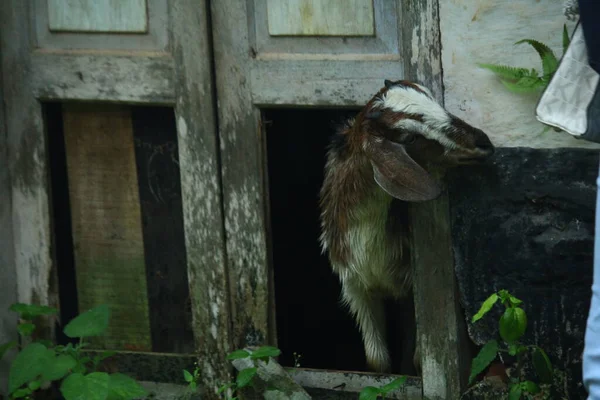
[394,119,458,150]
[376,86,460,150]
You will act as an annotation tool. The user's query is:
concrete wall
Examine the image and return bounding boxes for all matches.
[440,0,600,149]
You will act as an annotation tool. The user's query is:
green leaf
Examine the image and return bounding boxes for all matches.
[499,307,527,343]
[96,351,116,362]
[501,77,545,93]
[188,381,197,391]
[8,342,48,394]
[106,373,147,400]
[183,370,194,383]
[509,383,522,400]
[478,64,531,81]
[217,383,233,394]
[508,344,527,357]
[563,24,571,55]
[236,367,257,389]
[226,349,250,360]
[60,372,110,400]
[520,380,540,394]
[12,387,32,399]
[17,323,36,337]
[472,293,499,323]
[250,346,281,360]
[508,294,523,306]
[515,39,559,81]
[380,376,407,393]
[469,340,498,384]
[9,303,58,320]
[359,386,381,400]
[42,354,77,382]
[63,304,110,338]
[532,347,553,384]
[28,379,41,391]
[0,341,17,360]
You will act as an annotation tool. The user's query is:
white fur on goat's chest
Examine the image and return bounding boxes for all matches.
[338,189,404,294]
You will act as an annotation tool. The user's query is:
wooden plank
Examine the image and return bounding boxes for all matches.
[266,0,374,36]
[31,51,175,105]
[211,0,272,360]
[402,1,471,399]
[288,368,422,400]
[0,46,18,397]
[169,1,232,397]
[131,106,194,354]
[48,0,148,33]
[251,60,402,106]
[0,0,56,338]
[62,103,152,352]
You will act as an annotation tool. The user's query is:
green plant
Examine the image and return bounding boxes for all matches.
[358,376,407,400]
[479,24,571,93]
[0,303,146,400]
[469,290,553,399]
[183,345,282,400]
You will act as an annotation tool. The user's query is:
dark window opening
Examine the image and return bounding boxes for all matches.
[44,102,194,354]
[264,108,418,375]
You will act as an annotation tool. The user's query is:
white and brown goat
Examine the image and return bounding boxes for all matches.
[319,80,494,374]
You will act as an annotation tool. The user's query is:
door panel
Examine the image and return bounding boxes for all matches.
[265,0,375,36]
[212,0,467,398]
[1,0,230,396]
[211,0,405,358]
[35,0,168,50]
[255,0,397,56]
[47,0,148,33]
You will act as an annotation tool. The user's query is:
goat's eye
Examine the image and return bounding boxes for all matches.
[403,134,417,144]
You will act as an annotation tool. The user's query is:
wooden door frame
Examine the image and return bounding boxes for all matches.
[211,0,470,399]
[0,1,232,397]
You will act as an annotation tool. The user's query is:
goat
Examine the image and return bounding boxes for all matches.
[319,79,494,374]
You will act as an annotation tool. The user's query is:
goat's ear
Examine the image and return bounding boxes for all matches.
[365,136,442,202]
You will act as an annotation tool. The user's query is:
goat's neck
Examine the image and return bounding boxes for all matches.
[320,123,394,263]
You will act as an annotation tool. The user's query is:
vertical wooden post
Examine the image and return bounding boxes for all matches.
[402,1,471,399]
[0,1,55,326]
[0,48,18,397]
[170,1,233,397]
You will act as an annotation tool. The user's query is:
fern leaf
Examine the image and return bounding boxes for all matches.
[477,63,530,80]
[515,39,558,79]
[500,76,545,93]
[563,24,571,55]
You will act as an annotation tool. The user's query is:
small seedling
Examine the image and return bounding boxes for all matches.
[469,290,553,399]
[359,376,407,400]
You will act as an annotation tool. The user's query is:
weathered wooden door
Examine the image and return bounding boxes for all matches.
[1,0,231,396]
[211,1,468,399]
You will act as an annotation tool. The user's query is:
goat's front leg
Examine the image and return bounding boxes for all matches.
[342,279,390,373]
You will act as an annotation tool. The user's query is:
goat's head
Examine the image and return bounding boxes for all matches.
[355,79,494,202]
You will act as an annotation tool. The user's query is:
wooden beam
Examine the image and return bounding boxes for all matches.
[402,1,471,399]
[169,1,232,397]
[31,51,175,105]
[0,1,56,337]
[287,368,422,400]
[211,0,273,359]
[0,39,17,397]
